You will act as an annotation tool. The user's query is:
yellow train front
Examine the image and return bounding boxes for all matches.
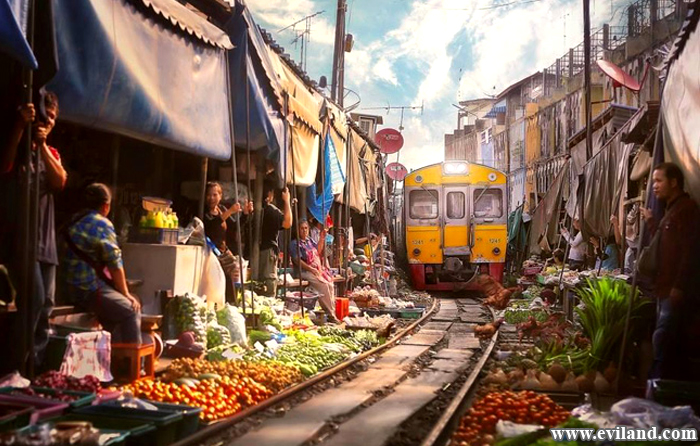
[404,161,507,291]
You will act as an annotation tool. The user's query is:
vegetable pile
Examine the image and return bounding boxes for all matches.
[9,387,81,403]
[33,371,101,393]
[451,391,571,446]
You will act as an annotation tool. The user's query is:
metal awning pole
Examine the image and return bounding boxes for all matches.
[244,45,256,320]
[342,125,352,285]
[282,94,290,300]
[18,0,38,377]
[224,52,245,318]
[289,129,304,319]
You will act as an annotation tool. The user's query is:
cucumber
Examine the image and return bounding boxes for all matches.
[198,373,221,381]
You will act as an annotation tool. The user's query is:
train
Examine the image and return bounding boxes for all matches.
[403,161,508,291]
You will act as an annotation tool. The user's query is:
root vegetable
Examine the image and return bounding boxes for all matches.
[575,374,595,393]
[548,362,566,384]
[594,371,610,393]
[561,372,579,392]
[539,372,560,391]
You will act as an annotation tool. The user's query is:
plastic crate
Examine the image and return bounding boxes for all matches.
[0,394,68,424]
[128,228,178,245]
[0,387,96,409]
[136,400,202,437]
[399,308,425,319]
[54,413,155,446]
[0,401,33,433]
[75,404,181,446]
[102,400,201,437]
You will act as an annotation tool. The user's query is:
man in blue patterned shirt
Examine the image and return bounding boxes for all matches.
[64,183,141,344]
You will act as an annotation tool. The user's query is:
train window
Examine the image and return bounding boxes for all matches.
[446,192,465,219]
[473,188,504,218]
[409,190,439,219]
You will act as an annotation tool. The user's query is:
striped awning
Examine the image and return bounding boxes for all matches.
[485,105,506,118]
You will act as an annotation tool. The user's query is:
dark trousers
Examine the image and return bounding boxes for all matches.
[33,261,56,366]
[71,283,141,345]
[651,298,699,381]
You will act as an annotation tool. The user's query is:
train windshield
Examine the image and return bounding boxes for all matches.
[473,188,503,218]
[446,192,466,219]
[409,190,439,219]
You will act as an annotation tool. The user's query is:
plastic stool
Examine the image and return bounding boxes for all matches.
[335,298,350,320]
[111,343,155,383]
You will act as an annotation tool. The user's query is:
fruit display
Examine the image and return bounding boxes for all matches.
[33,371,101,393]
[273,342,346,377]
[164,358,303,393]
[451,391,571,446]
[122,376,272,422]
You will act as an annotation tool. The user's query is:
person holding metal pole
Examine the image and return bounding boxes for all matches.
[1,92,66,367]
[257,184,292,297]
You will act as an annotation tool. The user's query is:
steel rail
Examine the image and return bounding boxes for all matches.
[421,307,499,446]
[171,296,439,446]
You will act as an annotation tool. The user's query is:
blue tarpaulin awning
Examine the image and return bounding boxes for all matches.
[224,4,284,164]
[46,0,233,160]
[485,105,506,118]
[1,0,37,68]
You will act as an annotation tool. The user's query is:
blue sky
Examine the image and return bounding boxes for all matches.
[247,0,633,171]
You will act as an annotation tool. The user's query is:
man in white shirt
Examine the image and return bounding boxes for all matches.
[561,218,587,270]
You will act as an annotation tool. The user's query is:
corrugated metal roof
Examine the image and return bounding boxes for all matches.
[139,0,233,49]
[485,105,506,118]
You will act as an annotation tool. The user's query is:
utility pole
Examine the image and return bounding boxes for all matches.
[583,0,593,160]
[331,0,347,106]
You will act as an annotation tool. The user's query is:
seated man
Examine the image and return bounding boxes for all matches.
[64,183,141,344]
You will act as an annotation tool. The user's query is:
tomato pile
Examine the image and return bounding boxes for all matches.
[451,391,571,446]
[166,358,303,393]
[33,371,101,393]
[122,376,272,422]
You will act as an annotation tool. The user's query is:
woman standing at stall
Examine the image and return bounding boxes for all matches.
[203,182,252,300]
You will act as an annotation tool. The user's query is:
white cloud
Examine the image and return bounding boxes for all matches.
[246,0,336,46]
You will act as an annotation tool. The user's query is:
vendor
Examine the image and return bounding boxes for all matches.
[203,182,252,299]
[544,248,565,269]
[590,235,619,271]
[258,184,292,297]
[289,219,338,323]
[356,233,380,259]
[560,219,587,271]
[64,184,141,344]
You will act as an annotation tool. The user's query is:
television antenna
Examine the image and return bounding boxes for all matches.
[279,11,325,72]
[360,102,424,132]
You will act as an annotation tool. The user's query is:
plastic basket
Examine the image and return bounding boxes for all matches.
[75,404,181,446]
[0,387,96,409]
[0,401,33,433]
[399,308,425,319]
[128,228,178,245]
[142,401,202,437]
[0,394,68,424]
[284,291,319,312]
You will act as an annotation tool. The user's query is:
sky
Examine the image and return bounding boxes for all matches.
[246,0,634,171]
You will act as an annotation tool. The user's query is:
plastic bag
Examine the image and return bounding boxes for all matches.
[206,320,232,350]
[114,392,159,411]
[0,371,30,388]
[611,397,700,429]
[496,420,543,438]
[216,305,247,347]
[60,331,113,382]
[170,293,207,346]
[184,217,206,246]
[199,248,225,309]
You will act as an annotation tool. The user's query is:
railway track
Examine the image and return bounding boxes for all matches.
[175,294,501,446]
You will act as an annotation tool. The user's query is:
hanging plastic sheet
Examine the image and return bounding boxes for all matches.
[338,128,369,213]
[580,108,644,237]
[224,4,284,164]
[46,0,232,160]
[509,169,526,213]
[1,0,37,68]
[307,133,335,223]
[528,161,568,255]
[662,16,700,205]
[327,132,346,194]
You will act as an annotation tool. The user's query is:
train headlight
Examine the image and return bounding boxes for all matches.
[493,247,501,255]
[413,248,421,256]
[443,162,469,175]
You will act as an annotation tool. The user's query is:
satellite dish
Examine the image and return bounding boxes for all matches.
[596,60,641,92]
[375,128,404,154]
[385,162,408,181]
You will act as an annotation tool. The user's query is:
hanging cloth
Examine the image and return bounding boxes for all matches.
[306,133,335,223]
